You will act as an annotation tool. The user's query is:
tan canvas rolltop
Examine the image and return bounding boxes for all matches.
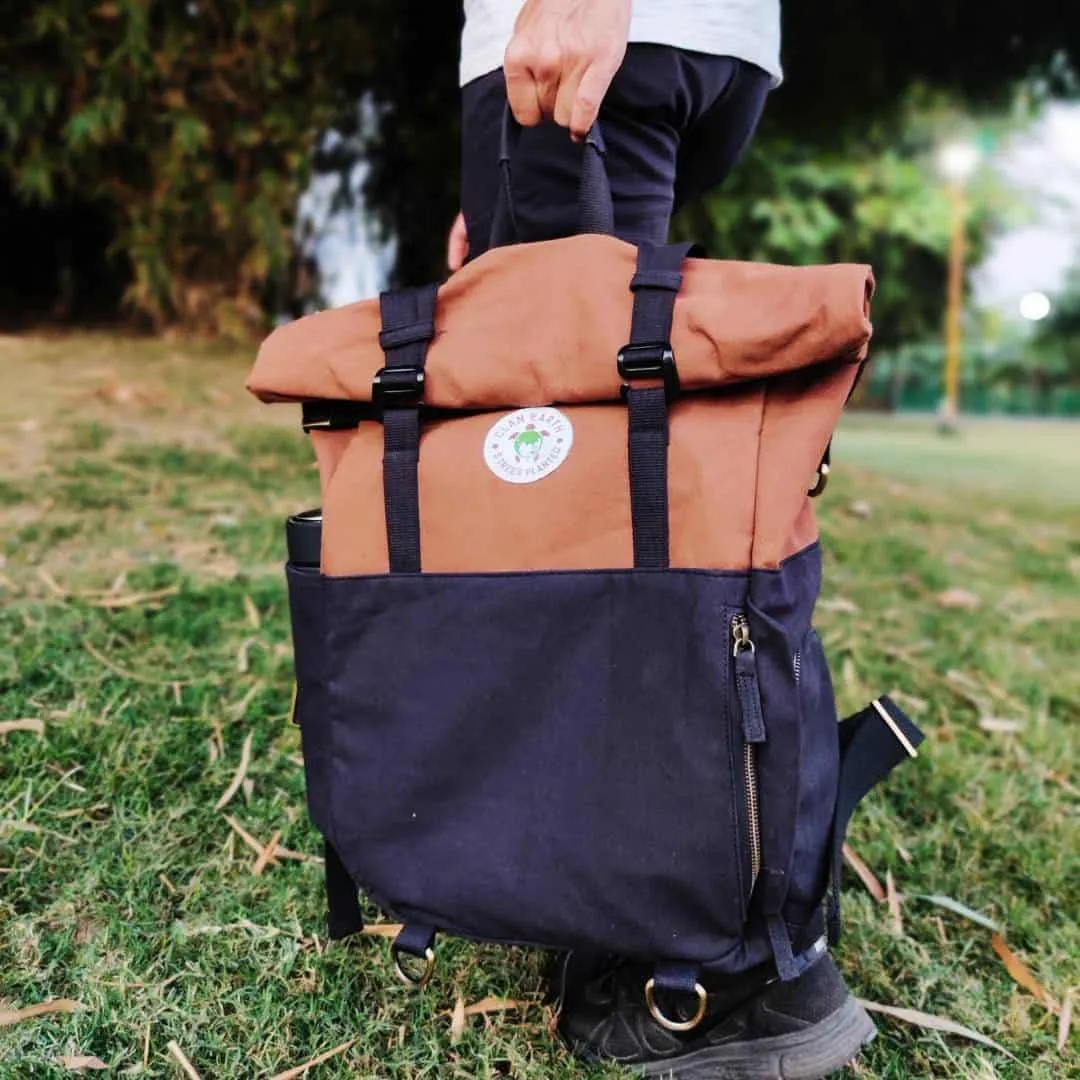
[248,235,874,576]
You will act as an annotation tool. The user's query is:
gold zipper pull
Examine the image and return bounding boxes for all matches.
[731,615,766,743]
[731,614,753,657]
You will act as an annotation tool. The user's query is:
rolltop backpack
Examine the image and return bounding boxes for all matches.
[246,129,924,1028]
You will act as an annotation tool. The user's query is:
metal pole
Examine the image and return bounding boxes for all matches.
[942,181,965,425]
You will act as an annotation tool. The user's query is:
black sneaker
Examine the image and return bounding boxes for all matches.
[556,948,875,1079]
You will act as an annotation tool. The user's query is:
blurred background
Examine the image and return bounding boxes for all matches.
[1,0,1079,421]
[1,5,1078,1079]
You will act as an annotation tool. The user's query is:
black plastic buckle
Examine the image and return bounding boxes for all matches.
[372,365,425,410]
[301,400,365,432]
[617,341,679,400]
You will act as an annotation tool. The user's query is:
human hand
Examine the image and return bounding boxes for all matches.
[447,211,468,271]
[503,0,631,141]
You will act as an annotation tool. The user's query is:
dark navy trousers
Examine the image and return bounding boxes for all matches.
[460,44,771,259]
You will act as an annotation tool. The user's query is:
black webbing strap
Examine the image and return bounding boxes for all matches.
[619,242,694,568]
[490,108,614,249]
[324,838,364,939]
[392,921,436,959]
[828,696,924,943]
[376,284,438,573]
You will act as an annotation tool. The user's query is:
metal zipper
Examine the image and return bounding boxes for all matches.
[793,649,802,684]
[731,614,763,887]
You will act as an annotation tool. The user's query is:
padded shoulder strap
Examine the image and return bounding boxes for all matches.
[828,696,924,943]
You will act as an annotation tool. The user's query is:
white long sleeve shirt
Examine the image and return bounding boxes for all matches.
[460,0,782,87]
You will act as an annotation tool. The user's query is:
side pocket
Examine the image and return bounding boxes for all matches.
[285,564,333,839]
[788,627,840,910]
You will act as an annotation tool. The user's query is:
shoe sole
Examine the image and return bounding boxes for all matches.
[637,996,877,1080]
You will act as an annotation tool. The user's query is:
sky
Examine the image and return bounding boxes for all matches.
[974,103,1080,315]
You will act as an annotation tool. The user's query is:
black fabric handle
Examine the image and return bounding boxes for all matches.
[489,107,615,249]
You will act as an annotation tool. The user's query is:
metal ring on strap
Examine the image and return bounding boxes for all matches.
[644,977,708,1033]
[391,945,436,989]
[808,461,830,497]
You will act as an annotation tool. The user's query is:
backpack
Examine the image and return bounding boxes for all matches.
[248,225,924,1027]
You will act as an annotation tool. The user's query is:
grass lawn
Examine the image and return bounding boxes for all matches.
[1,334,1077,1079]
[835,414,1080,508]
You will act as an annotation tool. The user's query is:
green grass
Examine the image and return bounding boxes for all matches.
[835,414,1080,506]
[1,336,1078,1079]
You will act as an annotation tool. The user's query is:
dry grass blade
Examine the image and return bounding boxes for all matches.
[83,586,179,610]
[1059,988,1076,1052]
[450,994,467,1046]
[912,894,999,931]
[58,1056,108,1071]
[991,933,1060,1014]
[886,870,903,935]
[252,830,281,876]
[0,719,45,737]
[242,594,261,629]
[0,819,74,844]
[463,997,530,1017]
[36,567,66,596]
[842,843,886,903]
[0,999,85,1027]
[859,1000,1016,1059]
[361,923,404,939]
[166,1041,202,1080]
[223,815,275,861]
[273,847,323,866]
[215,730,254,811]
[978,717,1025,734]
[938,587,981,611]
[268,1038,356,1080]
[83,640,200,686]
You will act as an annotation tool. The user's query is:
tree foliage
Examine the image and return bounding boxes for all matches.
[1033,265,1080,380]
[1,0,376,332]
[0,0,1076,332]
[679,97,1020,353]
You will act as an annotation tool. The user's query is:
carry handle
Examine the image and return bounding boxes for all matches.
[488,106,615,249]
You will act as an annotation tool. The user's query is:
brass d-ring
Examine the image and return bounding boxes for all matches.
[644,977,708,1033]
[392,946,436,988]
[808,461,830,497]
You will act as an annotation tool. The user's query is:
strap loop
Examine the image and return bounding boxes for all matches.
[323,839,364,940]
[378,319,436,351]
[630,268,684,292]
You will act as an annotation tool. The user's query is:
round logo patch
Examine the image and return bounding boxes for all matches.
[483,407,574,485]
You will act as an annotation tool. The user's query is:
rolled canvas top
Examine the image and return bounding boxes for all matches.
[248,234,874,409]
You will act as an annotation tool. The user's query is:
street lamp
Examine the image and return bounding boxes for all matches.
[937,140,980,430]
[1019,291,1052,322]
